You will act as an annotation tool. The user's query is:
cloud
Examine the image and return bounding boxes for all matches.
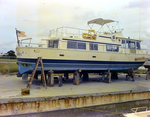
[125,0,150,8]
[0,0,150,53]
[140,29,150,41]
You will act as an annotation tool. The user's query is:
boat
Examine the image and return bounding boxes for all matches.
[16,18,150,78]
[124,107,150,117]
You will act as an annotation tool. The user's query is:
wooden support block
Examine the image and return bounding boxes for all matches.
[102,75,105,82]
[102,69,111,83]
[109,72,111,83]
[146,68,150,80]
[45,72,47,83]
[126,75,128,81]
[146,73,149,80]
[126,68,135,81]
[73,72,80,85]
[21,88,30,95]
[64,73,69,79]
[48,70,54,87]
[58,75,63,87]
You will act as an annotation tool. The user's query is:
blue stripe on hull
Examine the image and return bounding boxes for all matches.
[17,58,144,74]
[18,58,143,64]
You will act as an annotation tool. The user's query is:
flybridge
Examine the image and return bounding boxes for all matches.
[49,18,123,39]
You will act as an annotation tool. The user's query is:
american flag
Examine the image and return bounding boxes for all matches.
[16,30,26,37]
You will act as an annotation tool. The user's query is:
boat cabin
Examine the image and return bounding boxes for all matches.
[46,18,142,55]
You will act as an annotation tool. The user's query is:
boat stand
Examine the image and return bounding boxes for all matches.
[102,69,111,83]
[48,70,54,87]
[146,68,150,80]
[73,69,82,85]
[126,68,135,81]
[21,57,47,95]
[58,75,63,87]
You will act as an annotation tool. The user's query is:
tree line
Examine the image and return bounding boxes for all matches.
[1,50,16,59]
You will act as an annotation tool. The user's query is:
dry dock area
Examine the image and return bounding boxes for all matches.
[0,74,150,116]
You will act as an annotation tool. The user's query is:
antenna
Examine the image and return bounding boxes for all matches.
[139,7,141,40]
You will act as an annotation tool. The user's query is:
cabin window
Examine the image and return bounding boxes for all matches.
[78,42,86,49]
[106,45,119,52]
[130,41,135,49]
[125,41,136,49]
[67,41,86,50]
[136,42,141,50]
[90,43,98,50]
[121,40,126,48]
[126,40,130,48]
[48,40,58,48]
[67,41,77,49]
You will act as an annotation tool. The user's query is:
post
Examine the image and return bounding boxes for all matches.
[146,68,150,80]
[73,69,81,85]
[108,69,111,83]
[102,75,105,82]
[58,75,63,87]
[48,70,54,87]
[39,58,47,89]
[15,28,20,46]
[8,56,10,73]
[131,68,135,81]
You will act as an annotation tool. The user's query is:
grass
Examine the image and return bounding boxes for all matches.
[0,63,18,74]
[0,58,18,74]
[0,59,17,62]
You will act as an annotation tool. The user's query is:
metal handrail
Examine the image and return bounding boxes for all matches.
[50,26,88,38]
[21,42,45,45]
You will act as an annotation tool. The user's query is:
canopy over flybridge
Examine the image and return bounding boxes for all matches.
[88,18,116,26]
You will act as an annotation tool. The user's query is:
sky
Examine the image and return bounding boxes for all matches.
[0,0,150,54]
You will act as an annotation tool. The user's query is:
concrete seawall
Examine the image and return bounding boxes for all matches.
[0,91,150,116]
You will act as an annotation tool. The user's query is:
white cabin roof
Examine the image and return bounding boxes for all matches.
[88,18,115,26]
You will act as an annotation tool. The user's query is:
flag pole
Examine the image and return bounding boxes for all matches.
[15,28,20,46]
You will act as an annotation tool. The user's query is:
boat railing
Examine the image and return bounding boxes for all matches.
[19,38,45,47]
[131,107,148,113]
[141,49,150,55]
[98,45,150,55]
[97,28,124,34]
[49,26,124,39]
[49,26,89,38]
